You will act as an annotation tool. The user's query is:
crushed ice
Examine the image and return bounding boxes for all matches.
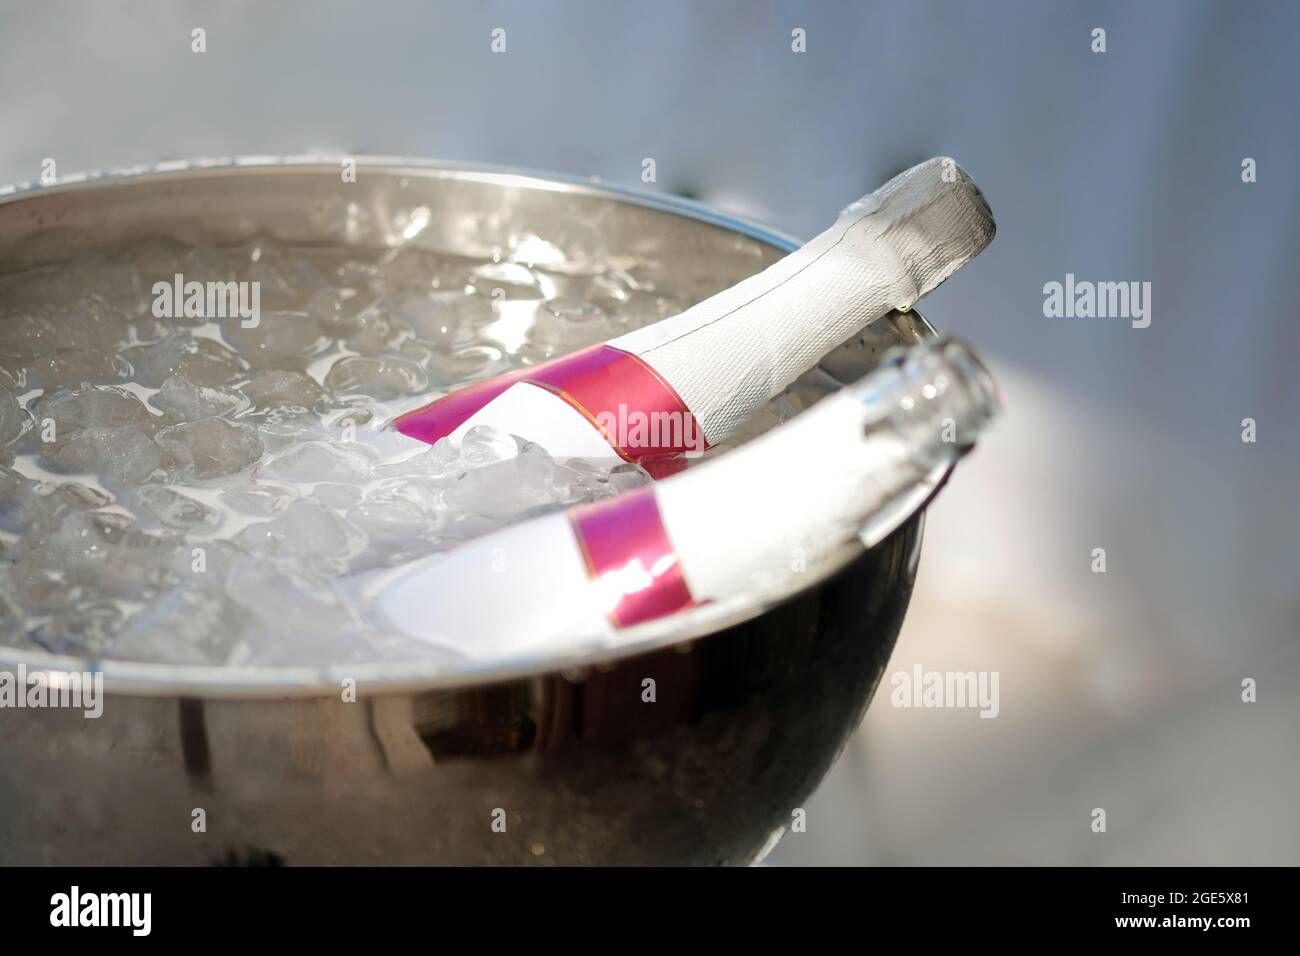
[0,238,677,666]
[0,235,812,667]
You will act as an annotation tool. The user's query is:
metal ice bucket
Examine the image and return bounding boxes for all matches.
[0,159,941,865]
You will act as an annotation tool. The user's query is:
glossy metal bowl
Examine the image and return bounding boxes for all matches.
[0,159,938,865]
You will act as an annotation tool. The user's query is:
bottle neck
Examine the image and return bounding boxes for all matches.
[854,337,1001,470]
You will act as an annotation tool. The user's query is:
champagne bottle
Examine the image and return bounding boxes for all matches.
[393,157,995,464]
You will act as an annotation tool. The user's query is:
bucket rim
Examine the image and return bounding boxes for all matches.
[0,153,807,252]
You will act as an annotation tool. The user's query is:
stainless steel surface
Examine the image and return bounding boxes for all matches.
[0,159,937,864]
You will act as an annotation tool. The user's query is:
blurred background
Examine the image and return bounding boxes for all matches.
[2,0,1296,864]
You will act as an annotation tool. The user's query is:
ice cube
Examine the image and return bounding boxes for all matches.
[66,256,145,313]
[20,479,114,530]
[327,404,375,429]
[135,484,222,530]
[303,285,380,336]
[115,235,189,283]
[362,479,443,521]
[108,526,189,593]
[225,555,356,635]
[166,537,247,588]
[240,368,324,408]
[219,481,295,516]
[123,316,173,347]
[129,331,247,387]
[552,457,619,503]
[178,244,238,280]
[244,251,329,310]
[379,291,472,347]
[253,408,331,453]
[234,497,362,558]
[346,495,439,570]
[375,246,462,289]
[26,348,132,388]
[342,308,409,353]
[374,437,462,481]
[0,465,33,532]
[19,511,175,604]
[111,584,243,665]
[151,374,250,420]
[542,298,607,322]
[8,550,87,612]
[440,441,559,519]
[0,313,59,358]
[0,470,113,534]
[609,461,653,495]
[47,480,113,509]
[312,483,362,510]
[460,424,519,468]
[324,355,428,399]
[156,418,264,480]
[44,426,163,485]
[471,260,547,299]
[0,385,31,446]
[56,294,130,351]
[221,310,329,366]
[258,440,373,483]
[0,363,25,392]
[425,343,506,384]
[32,384,156,437]
[26,600,124,657]
[38,508,131,561]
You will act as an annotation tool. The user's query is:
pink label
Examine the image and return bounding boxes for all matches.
[570,487,695,629]
[395,344,706,462]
